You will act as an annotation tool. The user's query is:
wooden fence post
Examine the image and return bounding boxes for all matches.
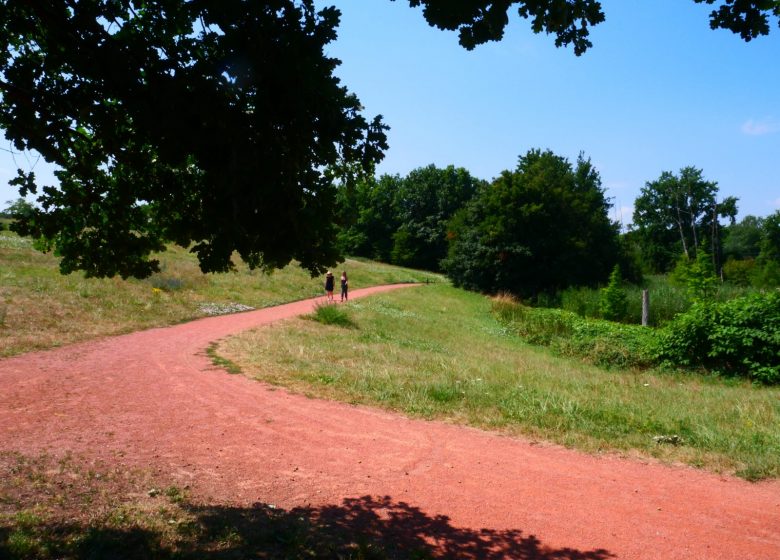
[642,289,650,326]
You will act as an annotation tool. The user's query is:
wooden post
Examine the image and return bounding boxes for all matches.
[641,289,650,327]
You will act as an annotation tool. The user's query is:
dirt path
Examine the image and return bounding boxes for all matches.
[1,284,778,559]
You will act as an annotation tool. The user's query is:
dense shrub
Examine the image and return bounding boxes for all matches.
[492,295,658,370]
[494,282,779,383]
[722,257,756,287]
[658,291,780,383]
[561,319,659,369]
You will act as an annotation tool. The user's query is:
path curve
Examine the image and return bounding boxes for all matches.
[1,284,778,559]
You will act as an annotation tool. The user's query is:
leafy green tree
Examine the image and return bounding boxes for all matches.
[390,165,483,271]
[723,215,764,260]
[0,0,387,278]
[336,164,482,270]
[615,230,645,285]
[335,174,401,262]
[722,257,757,286]
[2,198,35,220]
[686,250,720,302]
[759,210,780,263]
[753,210,780,287]
[632,167,737,273]
[443,149,620,297]
[670,250,719,302]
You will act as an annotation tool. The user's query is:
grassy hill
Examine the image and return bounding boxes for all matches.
[0,230,442,357]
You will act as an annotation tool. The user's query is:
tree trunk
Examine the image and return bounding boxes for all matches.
[674,193,689,258]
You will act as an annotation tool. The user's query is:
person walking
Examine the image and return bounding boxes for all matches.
[340,271,348,302]
[324,271,335,302]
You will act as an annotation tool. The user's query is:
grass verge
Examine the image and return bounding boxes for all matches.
[215,284,780,480]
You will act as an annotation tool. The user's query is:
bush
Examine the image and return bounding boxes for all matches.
[722,257,756,287]
[307,303,357,329]
[599,265,628,321]
[670,251,718,302]
[492,295,658,370]
[560,319,659,369]
[658,291,780,383]
[752,260,780,288]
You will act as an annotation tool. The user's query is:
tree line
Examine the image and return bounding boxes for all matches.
[333,151,780,298]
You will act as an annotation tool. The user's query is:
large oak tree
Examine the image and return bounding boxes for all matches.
[403,0,780,53]
[0,0,388,278]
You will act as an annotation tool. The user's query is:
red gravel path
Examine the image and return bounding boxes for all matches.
[1,284,778,559]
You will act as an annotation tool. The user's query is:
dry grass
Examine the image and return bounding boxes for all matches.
[0,231,442,357]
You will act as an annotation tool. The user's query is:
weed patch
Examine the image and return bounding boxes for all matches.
[306,303,358,329]
[206,342,242,374]
[493,296,658,369]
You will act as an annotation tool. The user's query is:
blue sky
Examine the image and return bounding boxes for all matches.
[317,0,780,226]
[2,0,778,227]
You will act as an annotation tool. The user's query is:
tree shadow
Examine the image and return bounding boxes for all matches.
[1,494,614,559]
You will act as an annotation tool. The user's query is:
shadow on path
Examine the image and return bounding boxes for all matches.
[1,494,614,559]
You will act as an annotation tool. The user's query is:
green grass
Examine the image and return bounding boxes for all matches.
[205,342,243,375]
[305,302,358,328]
[216,284,780,480]
[0,230,442,357]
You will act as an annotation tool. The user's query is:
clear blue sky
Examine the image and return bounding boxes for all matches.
[2,0,778,226]
[318,0,780,226]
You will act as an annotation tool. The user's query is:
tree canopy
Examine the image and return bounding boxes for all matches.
[335,164,483,271]
[0,0,387,278]
[443,149,620,297]
[1,0,776,278]
[632,167,737,273]
[402,1,780,54]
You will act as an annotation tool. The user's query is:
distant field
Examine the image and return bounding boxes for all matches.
[0,230,442,357]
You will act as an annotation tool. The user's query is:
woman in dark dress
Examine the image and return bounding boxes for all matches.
[324,271,335,302]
